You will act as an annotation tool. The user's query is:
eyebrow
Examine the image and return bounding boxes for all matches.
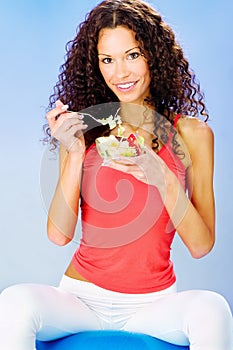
[98,46,140,56]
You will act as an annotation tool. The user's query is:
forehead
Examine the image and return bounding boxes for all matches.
[97,26,138,54]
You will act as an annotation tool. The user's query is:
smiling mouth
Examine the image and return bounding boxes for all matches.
[115,81,138,92]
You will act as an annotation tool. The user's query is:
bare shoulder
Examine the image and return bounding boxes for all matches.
[176,116,214,154]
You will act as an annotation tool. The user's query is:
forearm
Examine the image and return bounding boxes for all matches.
[47,151,84,245]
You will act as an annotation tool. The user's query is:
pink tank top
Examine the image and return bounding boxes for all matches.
[72,115,186,293]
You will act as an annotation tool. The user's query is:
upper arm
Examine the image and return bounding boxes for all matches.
[178,117,215,235]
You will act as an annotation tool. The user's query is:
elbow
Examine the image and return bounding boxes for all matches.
[188,228,215,259]
[48,231,72,246]
[47,220,73,246]
[190,238,215,259]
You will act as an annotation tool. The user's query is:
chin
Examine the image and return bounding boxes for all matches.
[117,96,143,105]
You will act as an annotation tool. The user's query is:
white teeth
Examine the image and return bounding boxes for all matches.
[117,82,134,89]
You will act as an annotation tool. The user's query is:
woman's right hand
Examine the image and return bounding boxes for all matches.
[46,100,88,154]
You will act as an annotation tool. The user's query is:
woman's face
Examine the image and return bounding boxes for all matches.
[97,26,151,105]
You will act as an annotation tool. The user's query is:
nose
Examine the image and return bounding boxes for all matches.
[114,58,130,79]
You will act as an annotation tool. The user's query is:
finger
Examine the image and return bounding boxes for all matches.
[113,155,147,167]
[52,121,87,139]
[55,99,65,108]
[110,160,141,172]
[58,112,84,122]
[47,103,69,120]
[52,112,84,131]
[66,123,88,137]
[50,114,82,134]
[109,162,146,181]
[106,161,130,173]
[55,116,86,131]
[46,103,69,127]
[112,156,136,165]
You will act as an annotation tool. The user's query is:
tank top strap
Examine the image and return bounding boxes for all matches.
[173,113,181,128]
[166,114,181,145]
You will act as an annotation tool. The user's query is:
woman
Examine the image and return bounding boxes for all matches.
[0,0,232,349]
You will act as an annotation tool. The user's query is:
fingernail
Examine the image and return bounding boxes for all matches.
[61,104,69,111]
[78,113,84,119]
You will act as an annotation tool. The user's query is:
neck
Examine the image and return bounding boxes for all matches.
[119,102,155,134]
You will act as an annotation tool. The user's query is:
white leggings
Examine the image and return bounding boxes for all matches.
[0,275,232,350]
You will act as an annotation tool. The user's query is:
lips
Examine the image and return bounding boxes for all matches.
[115,81,138,92]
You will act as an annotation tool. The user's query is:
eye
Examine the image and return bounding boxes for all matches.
[101,57,113,64]
[127,52,140,60]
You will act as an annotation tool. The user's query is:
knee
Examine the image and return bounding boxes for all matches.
[199,291,231,316]
[1,283,34,304]
[188,291,232,329]
[0,284,41,320]
[0,284,44,340]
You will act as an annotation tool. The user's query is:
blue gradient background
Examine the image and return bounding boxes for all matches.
[1,0,232,310]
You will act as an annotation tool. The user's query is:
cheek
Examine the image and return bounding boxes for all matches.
[99,64,111,83]
[139,62,150,80]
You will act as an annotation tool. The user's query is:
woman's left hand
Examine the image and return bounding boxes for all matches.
[105,147,174,198]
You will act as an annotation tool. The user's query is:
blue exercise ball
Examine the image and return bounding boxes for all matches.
[36,330,189,349]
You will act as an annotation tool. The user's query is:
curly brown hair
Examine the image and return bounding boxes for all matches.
[44,0,208,150]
